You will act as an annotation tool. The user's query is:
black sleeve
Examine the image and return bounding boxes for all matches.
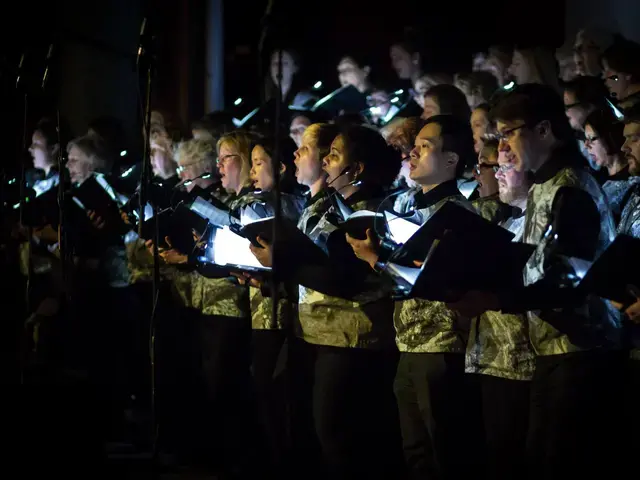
[500,186,601,313]
[280,229,389,299]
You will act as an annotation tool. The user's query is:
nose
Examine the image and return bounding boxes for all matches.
[409,146,419,159]
[498,138,510,152]
[321,155,329,168]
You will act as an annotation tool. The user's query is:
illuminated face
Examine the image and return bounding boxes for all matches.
[29,130,55,171]
[66,145,93,185]
[496,149,529,205]
[408,122,455,186]
[217,142,243,193]
[584,124,609,169]
[574,34,602,77]
[250,145,277,192]
[471,108,490,153]
[294,131,326,187]
[496,120,538,173]
[337,57,370,92]
[622,121,640,176]
[473,146,499,198]
[322,135,354,191]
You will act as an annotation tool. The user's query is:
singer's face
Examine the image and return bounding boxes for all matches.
[408,122,451,185]
[496,120,534,173]
[622,121,640,175]
[217,142,243,193]
[322,135,351,190]
[471,108,489,153]
[496,150,527,205]
[250,145,275,192]
[66,145,93,185]
[290,116,311,148]
[294,133,325,187]
[29,130,55,171]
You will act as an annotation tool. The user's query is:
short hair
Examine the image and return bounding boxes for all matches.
[603,37,640,83]
[340,125,401,190]
[423,114,476,177]
[563,76,609,109]
[584,109,625,155]
[386,117,425,154]
[490,84,576,145]
[175,138,216,168]
[302,123,341,160]
[66,135,111,173]
[424,84,472,123]
[216,130,256,187]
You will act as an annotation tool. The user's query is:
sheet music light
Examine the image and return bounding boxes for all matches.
[209,226,270,271]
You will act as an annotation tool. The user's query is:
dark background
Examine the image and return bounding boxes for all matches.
[0,0,573,172]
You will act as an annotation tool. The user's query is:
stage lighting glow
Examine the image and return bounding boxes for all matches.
[234,97,243,106]
[313,81,323,89]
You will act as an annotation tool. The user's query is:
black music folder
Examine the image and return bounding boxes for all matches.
[576,234,640,305]
[389,201,515,266]
[69,175,127,235]
[386,230,536,302]
[311,85,368,116]
[232,216,328,267]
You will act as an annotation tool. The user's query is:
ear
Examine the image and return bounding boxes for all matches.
[279,163,287,175]
[537,120,551,139]
[446,152,459,171]
[51,144,60,157]
[411,53,421,66]
[363,66,371,77]
[354,161,364,177]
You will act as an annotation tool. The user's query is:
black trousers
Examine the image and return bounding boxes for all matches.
[479,375,530,480]
[625,358,640,472]
[198,314,260,475]
[527,350,626,480]
[251,329,289,473]
[394,352,484,480]
[307,344,403,480]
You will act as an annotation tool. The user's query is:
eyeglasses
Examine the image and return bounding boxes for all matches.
[496,123,527,142]
[584,135,599,144]
[177,158,209,174]
[497,163,516,174]
[474,163,499,175]
[606,74,619,82]
[216,153,240,166]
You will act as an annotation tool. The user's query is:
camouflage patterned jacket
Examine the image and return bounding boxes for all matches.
[242,191,304,330]
[517,149,621,356]
[295,188,397,350]
[169,187,260,319]
[617,183,640,360]
[472,194,516,226]
[391,180,476,354]
[466,210,535,380]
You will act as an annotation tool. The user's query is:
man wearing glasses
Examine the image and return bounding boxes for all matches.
[487,84,621,478]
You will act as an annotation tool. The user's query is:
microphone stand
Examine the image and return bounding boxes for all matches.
[15,52,31,384]
[135,16,160,466]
